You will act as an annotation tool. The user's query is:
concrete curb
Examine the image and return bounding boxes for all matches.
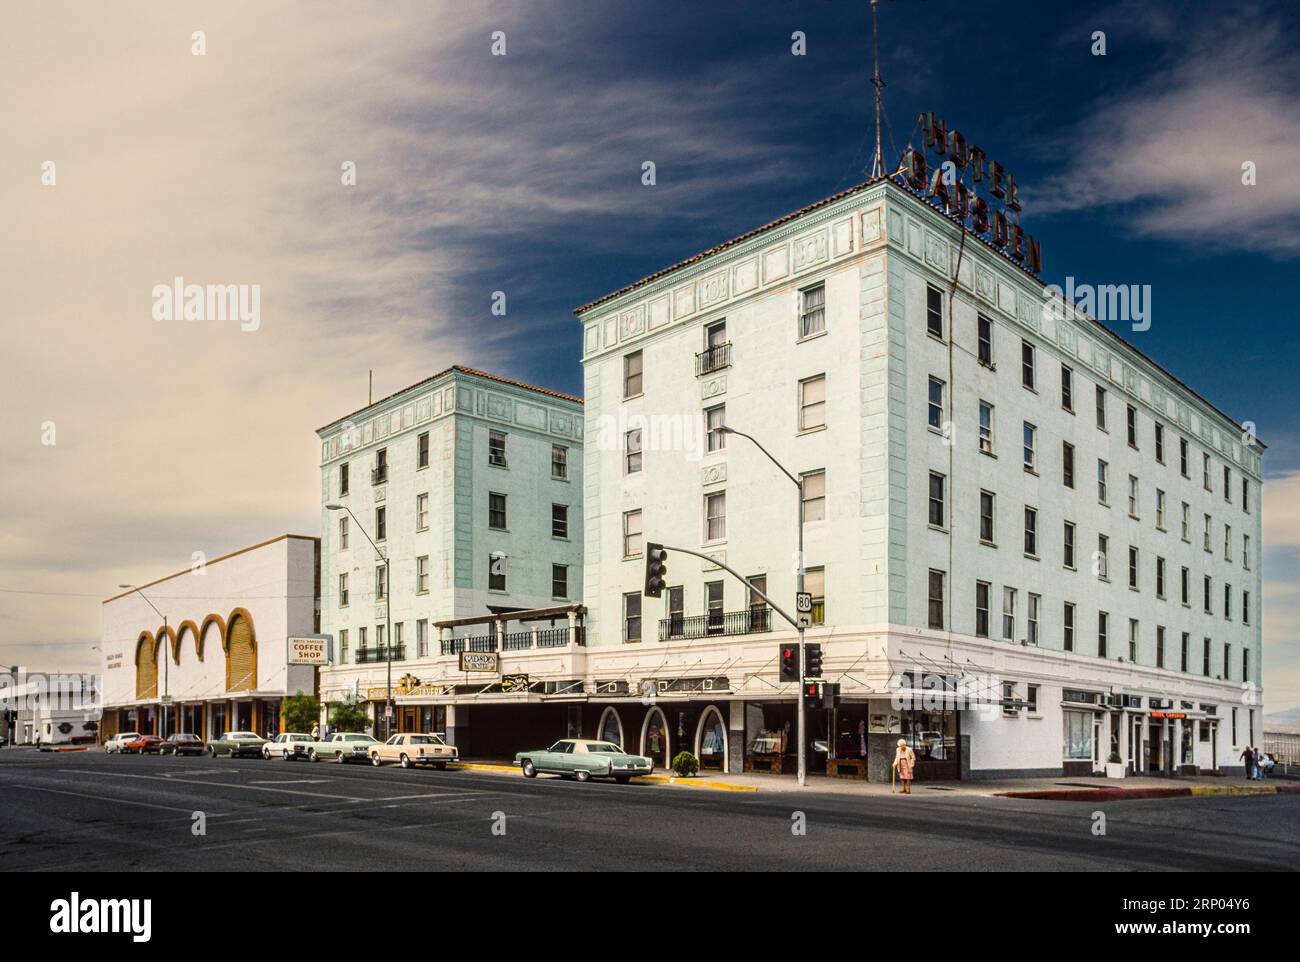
[447,762,759,792]
[997,783,1300,802]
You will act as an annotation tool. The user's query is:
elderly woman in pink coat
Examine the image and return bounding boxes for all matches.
[892,738,916,794]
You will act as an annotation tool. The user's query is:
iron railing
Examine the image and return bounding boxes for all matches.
[355,646,405,664]
[658,607,772,641]
[695,342,732,376]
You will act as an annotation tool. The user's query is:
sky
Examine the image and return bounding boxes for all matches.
[2,0,1299,711]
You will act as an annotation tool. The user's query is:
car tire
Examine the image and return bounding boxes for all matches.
[208,746,216,757]
[575,770,591,783]
[614,776,631,784]
[371,752,382,767]
[435,762,447,770]
[262,747,270,760]
[309,750,319,762]
[283,750,291,760]
[521,759,537,778]
[400,754,412,769]
[337,751,346,764]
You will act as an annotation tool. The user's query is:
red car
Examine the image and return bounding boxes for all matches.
[159,733,205,757]
[123,735,165,755]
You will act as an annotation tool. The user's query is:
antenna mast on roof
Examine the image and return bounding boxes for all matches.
[868,0,886,179]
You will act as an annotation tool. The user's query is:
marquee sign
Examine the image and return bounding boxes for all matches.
[902,111,1042,275]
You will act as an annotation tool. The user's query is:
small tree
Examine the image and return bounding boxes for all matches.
[328,695,370,733]
[283,691,321,734]
[672,750,700,777]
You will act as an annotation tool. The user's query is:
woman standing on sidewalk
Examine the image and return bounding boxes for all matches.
[892,738,916,795]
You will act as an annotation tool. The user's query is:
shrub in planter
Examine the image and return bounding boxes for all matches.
[672,751,700,777]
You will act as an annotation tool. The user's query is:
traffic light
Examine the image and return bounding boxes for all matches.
[779,644,799,683]
[823,682,841,710]
[644,543,668,597]
[802,681,823,709]
[804,642,823,678]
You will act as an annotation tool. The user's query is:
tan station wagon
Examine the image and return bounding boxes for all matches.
[369,732,459,769]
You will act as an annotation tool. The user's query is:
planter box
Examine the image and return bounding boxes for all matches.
[1105,761,1126,779]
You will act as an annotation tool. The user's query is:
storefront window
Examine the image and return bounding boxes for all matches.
[745,703,794,757]
[698,709,726,771]
[1181,724,1193,765]
[898,708,957,763]
[1064,710,1092,759]
[599,709,623,748]
[832,704,870,760]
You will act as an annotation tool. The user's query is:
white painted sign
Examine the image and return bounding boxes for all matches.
[288,635,330,665]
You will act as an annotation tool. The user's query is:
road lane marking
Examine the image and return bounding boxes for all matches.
[8,783,218,815]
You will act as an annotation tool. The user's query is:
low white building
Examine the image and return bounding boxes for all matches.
[99,535,320,740]
[0,670,99,746]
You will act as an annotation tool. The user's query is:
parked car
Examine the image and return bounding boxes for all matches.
[206,731,269,758]
[307,732,377,763]
[104,732,142,754]
[159,733,205,756]
[263,733,317,760]
[123,734,166,755]
[369,732,459,769]
[515,739,654,783]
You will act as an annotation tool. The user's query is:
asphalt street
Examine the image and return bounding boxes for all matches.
[2,749,1296,871]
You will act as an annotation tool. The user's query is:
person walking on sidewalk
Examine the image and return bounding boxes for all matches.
[892,738,916,795]
[1240,745,1255,780]
[1253,746,1266,781]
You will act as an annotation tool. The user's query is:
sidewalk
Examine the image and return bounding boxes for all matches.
[448,760,1300,801]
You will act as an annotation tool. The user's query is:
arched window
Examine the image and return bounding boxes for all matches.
[135,633,158,700]
[225,610,257,691]
[641,706,670,768]
[696,705,728,772]
[598,707,624,749]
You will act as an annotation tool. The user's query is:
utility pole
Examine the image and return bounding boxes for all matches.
[119,585,168,737]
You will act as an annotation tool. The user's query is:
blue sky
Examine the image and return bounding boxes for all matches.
[3,0,1298,709]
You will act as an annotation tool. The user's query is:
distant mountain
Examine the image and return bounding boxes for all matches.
[1265,707,1300,732]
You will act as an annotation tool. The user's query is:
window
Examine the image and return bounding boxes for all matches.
[705,581,724,633]
[1021,340,1036,389]
[1024,507,1038,557]
[705,405,726,453]
[375,505,386,541]
[979,490,995,544]
[552,564,568,599]
[927,569,945,629]
[374,448,388,485]
[488,430,507,467]
[926,285,944,339]
[1155,423,1165,463]
[1098,534,1109,579]
[375,563,387,600]
[1224,523,1232,560]
[623,510,642,558]
[1181,632,1189,672]
[339,462,349,496]
[1022,422,1036,470]
[806,567,826,626]
[1203,514,1212,552]
[1098,611,1109,658]
[1063,521,1076,568]
[975,581,990,637]
[928,377,944,430]
[1095,385,1107,430]
[623,593,642,642]
[1242,477,1250,513]
[1156,489,1166,529]
[552,444,568,480]
[702,319,729,373]
[624,428,643,474]
[1203,575,1212,614]
[1157,626,1166,668]
[1061,365,1074,410]
[1224,583,1232,620]
[1244,534,1251,569]
[704,491,726,542]
[338,514,349,551]
[415,555,429,594]
[1203,637,1211,676]
[1223,465,1231,502]
[488,492,507,530]
[552,503,569,539]
[1128,546,1139,589]
[1027,685,1039,713]
[1181,566,1190,606]
[1243,647,1250,680]
[338,572,348,607]
[1002,587,1017,641]
[1128,475,1139,518]
[1129,619,1139,662]
[1224,643,1231,679]
[928,472,946,528]
[358,626,366,654]
[1027,593,1041,645]
[339,629,349,663]
[417,431,429,469]
[800,283,826,337]
[977,315,993,366]
[623,350,643,398]
[978,400,994,454]
[1179,438,1189,477]
[1156,557,1166,598]
[1062,441,1075,488]
[488,553,506,591]
[802,470,826,523]
[417,619,428,658]
[1126,404,1138,448]
[1097,460,1108,503]
[1064,602,1076,651]
[800,375,826,430]
[1180,502,1190,541]
[416,493,428,531]
[1202,452,1212,491]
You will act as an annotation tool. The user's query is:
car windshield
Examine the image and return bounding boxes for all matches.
[584,743,623,753]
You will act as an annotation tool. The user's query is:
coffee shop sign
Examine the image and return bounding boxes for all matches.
[902,111,1042,275]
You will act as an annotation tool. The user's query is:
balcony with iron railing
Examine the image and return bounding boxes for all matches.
[658,606,772,641]
[695,342,732,376]
[370,465,388,485]
[355,646,405,664]
[441,626,583,655]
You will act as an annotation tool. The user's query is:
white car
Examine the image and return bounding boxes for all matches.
[262,732,317,760]
[105,732,142,754]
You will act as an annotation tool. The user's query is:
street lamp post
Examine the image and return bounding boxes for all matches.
[120,584,169,738]
[718,426,809,786]
[326,503,392,739]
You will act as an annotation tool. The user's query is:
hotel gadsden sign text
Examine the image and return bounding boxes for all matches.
[459,651,499,673]
[903,111,1042,275]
